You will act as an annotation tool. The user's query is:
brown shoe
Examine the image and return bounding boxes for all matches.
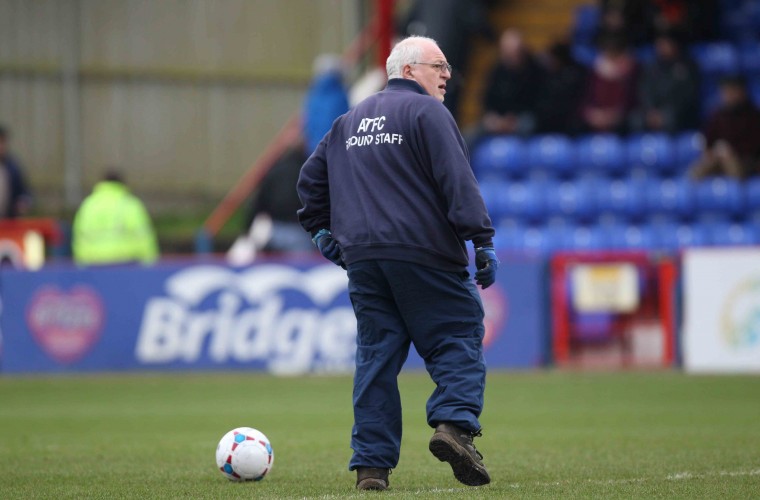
[429,423,490,486]
[356,467,390,490]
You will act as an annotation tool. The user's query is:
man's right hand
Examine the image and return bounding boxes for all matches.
[312,229,343,267]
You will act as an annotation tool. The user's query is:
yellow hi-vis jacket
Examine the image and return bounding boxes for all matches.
[72,181,159,265]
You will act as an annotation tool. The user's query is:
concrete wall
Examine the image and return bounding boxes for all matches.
[0,0,361,211]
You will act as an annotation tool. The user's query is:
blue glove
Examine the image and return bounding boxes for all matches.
[312,229,343,267]
[475,247,498,289]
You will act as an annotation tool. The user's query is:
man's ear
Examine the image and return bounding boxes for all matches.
[401,64,414,80]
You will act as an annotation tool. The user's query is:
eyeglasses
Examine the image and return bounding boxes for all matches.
[412,61,453,74]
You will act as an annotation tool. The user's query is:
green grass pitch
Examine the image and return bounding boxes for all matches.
[1,371,758,499]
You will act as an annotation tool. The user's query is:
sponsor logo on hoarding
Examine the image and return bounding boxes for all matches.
[135,265,357,375]
[721,278,760,349]
[26,286,105,364]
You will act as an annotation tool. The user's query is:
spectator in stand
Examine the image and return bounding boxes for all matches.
[240,146,313,255]
[0,125,32,219]
[399,0,496,122]
[690,76,760,180]
[596,0,654,46]
[72,170,159,265]
[535,41,587,135]
[579,34,638,135]
[473,29,542,142]
[631,30,701,133]
[303,54,350,156]
[238,53,349,256]
[650,0,719,43]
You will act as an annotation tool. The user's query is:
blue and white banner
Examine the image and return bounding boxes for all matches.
[0,256,548,374]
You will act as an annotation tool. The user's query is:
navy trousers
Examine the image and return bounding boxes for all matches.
[346,260,486,471]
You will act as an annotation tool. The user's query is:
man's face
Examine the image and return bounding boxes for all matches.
[720,84,747,108]
[402,41,451,102]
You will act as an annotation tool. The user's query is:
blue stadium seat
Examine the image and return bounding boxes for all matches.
[528,135,577,178]
[576,134,626,176]
[501,181,547,222]
[596,178,648,220]
[695,177,744,216]
[544,179,597,221]
[634,45,656,65]
[517,226,553,254]
[626,133,677,175]
[561,225,606,251]
[605,224,656,250]
[740,42,760,76]
[720,0,760,42]
[572,4,600,45]
[690,42,740,78]
[572,44,597,66]
[745,177,760,210]
[674,131,704,173]
[750,77,760,106]
[479,181,508,219]
[493,222,524,252]
[707,221,758,246]
[651,222,709,249]
[471,136,527,178]
[646,178,695,218]
[701,79,721,119]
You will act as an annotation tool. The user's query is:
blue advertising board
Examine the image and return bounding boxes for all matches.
[0,256,547,374]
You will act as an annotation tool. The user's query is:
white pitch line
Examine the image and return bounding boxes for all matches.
[295,468,760,499]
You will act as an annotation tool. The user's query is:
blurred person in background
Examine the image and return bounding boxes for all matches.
[72,170,159,265]
[0,125,32,219]
[467,29,541,147]
[579,33,638,135]
[297,36,497,491]
[534,41,587,135]
[237,146,314,258]
[596,0,654,46]
[631,30,701,133]
[690,75,760,180]
[231,54,349,264]
[399,0,496,122]
[303,54,350,156]
[649,0,719,43]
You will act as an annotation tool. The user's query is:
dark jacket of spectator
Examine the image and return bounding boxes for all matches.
[0,156,30,219]
[483,56,542,118]
[634,33,701,133]
[597,0,655,46]
[703,100,760,161]
[535,43,587,135]
[480,30,542,136]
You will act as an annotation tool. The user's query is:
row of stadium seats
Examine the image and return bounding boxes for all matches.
[481,176,760,223]
[572,41,760,78]
[473,132,702,179]
[494,220,759,254]
[573,1,760,45]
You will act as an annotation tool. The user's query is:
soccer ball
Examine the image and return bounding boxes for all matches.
[215,427,274,481]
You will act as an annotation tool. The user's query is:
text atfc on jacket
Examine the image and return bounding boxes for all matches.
[297,78,494,272]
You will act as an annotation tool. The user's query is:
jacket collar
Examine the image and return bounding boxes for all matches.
[386,78,429,96]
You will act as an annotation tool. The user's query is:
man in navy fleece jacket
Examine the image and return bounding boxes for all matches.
[297,36,497,491]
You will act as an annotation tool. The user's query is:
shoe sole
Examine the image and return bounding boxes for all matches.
[357,478,388,491]
[429,433,491,486]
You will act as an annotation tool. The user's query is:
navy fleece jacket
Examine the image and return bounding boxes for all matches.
[297,78,494,272]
